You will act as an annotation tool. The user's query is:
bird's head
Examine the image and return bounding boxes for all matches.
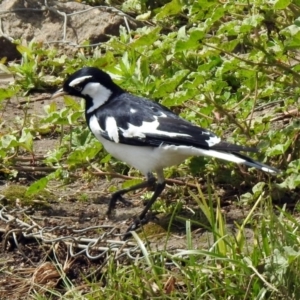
[52,67,124,113]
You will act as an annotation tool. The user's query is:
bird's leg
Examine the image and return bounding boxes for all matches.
[124,181,166,237]
[106,174,156,216]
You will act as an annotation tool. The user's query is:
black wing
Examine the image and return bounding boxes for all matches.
[95,93,257,153]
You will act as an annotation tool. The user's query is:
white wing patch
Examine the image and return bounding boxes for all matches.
[206,135,221,147]
[120,117,191,139]
[69,75,92,87]
[89,114,105,139]
[130,108,137,114]
[84,82,112,113]
[106,117,119,143]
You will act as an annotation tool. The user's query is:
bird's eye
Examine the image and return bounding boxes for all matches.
[74,85,82,92]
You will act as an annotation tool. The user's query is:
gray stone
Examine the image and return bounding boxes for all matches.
[0,0,142,60]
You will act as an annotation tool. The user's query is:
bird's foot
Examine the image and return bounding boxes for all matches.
[106,194,132,216]
[117,195,132,207]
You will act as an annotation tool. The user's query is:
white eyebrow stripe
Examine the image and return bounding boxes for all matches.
[69,75,93,87]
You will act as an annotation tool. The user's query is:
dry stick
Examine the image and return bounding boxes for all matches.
[270,108,299,122]
[18,95,52,105]
[90,168,198,188]
[14,155,46,162]
[183,101,214,121]
[231,93,251,110]
[11,164,198,189]
[13,166,57,172]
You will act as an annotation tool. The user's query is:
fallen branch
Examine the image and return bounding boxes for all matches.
[11,163,198,189]
[270,108,299,122]
[90,165,198,189]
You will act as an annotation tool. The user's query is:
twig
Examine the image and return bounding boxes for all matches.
[270,108,299,122]
[11,163,198,188]
[18,94,51,105]
[14,155,46,162]
[12,166,57,172]
[90,165,198,188]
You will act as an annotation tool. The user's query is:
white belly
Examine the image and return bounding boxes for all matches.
[99,136,191,176]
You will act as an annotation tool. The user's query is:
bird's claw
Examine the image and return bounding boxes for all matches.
[106,194,132,216]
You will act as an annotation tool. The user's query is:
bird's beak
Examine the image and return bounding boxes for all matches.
[51,88,67,99]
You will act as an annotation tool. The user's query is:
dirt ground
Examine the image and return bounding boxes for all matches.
[0,76,287,298]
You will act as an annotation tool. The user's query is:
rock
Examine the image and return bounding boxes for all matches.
[0,0,142,60]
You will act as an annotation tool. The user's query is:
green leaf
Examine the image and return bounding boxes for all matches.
[175,29,205,52]
[67,142,102,166]
[278,174,300,189]
[130,27,161,48]
[161,89,197,107]
[44,101,57,114]
[64,96,82,111]
[252,182,266,198]
[274,0,291,9]
[101,154,112,163]
[155,0,182,20]
[18,129,33,152]
[152,69,189,98]
[0,87,17,102]
[122,179,144,189]
[1,134,18,149]
[16,45,33,58]
[26,177,49,196]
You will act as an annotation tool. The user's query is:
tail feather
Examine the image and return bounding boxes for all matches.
[184,147,279,174]
[232,152,279,174]
[162,145,280,174]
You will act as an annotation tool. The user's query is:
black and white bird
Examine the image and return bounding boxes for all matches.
[52,67,279,234]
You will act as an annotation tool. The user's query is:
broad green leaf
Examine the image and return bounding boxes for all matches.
[1,134,18,149]
[67,111,84,124]
[288,159,300,172]
[175,29,205,52]
[221,39,240,52]
[278,174,300,189]
[130,27,161,49]
[19,129,33,152]
[252,182,266,197]
[152,69,189,98]
[0,87,17,102]
[136,11,152,21]
[26,177,49,196]
[64,96,82,110]
[265,144,285,156]
[67,143,102,166]
[44,101,57,114]
[122,179,144,189]
[208,6,225,24]
[161,89,198,107]
[16,45,33,58]
[101,154,112,163]
[155,0,182,20]
[274,0,291,9]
